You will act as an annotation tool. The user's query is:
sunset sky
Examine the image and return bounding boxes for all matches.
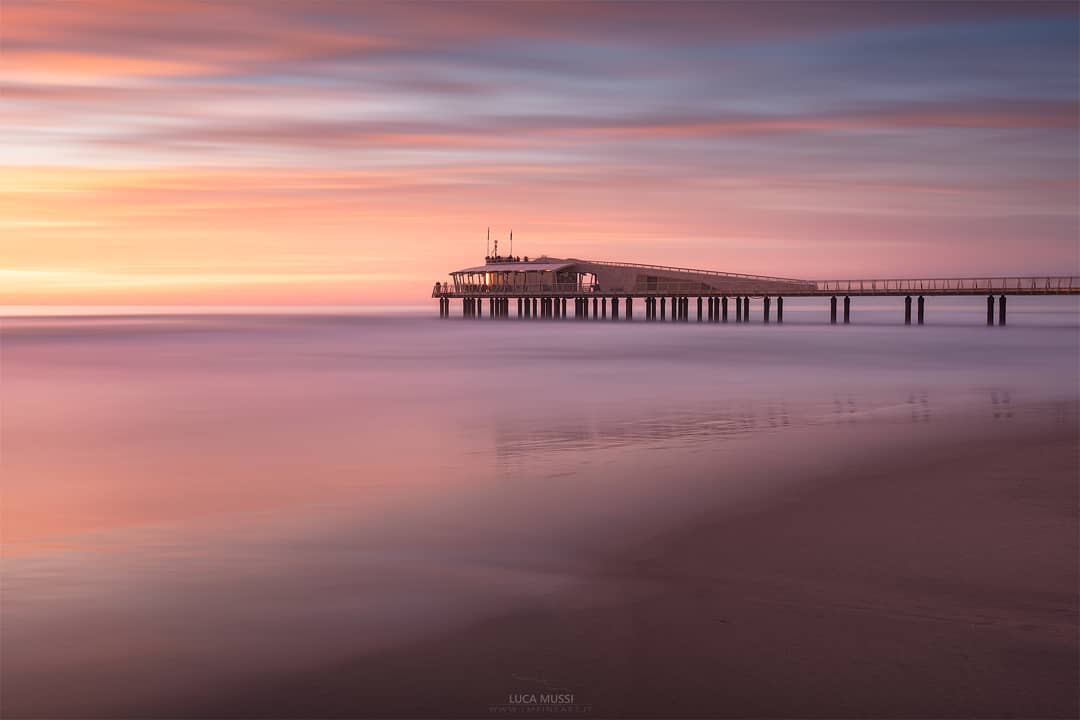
[2,0,1078,305]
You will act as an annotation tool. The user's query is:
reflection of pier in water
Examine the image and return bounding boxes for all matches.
[492,391,1068,462]
[493,404,792,461]
[434,254,1079,326]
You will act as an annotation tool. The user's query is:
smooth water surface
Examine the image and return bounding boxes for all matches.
[2,300,1078,715]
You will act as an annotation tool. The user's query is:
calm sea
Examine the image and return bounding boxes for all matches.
[2,297,1078,716]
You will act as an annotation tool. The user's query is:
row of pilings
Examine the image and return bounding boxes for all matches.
[439,294,1009,325]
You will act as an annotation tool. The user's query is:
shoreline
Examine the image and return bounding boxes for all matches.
[164,403,1080,719]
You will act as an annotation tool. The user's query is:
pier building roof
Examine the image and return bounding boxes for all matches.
[452,261,573,274]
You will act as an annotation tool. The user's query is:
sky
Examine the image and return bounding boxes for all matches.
[2,0,1078,305]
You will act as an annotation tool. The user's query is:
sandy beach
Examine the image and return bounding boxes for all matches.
[172,404,1078,719]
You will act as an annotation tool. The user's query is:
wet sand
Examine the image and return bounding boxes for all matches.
[181,408,1079,719]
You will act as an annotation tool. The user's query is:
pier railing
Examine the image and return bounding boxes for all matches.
[434,276,1080,298]
[811,276,1079,295]
[434,281,738,296]
[433,280,811,296]
[433,282,601,297]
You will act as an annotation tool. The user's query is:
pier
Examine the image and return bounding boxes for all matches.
[434,256,1078,325]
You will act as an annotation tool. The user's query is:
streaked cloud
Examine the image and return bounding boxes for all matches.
[2,1,1076,304]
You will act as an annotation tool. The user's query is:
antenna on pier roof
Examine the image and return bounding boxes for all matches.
[486,227,490,257]
[509,230,513,257]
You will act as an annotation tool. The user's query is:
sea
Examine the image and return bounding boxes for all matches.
[2,296,1078,716]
